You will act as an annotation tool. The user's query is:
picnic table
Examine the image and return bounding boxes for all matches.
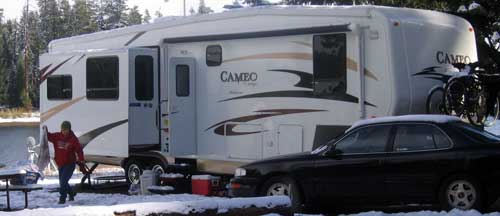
[0,169,42,210]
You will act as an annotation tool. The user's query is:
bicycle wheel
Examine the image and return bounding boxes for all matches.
[443,79,466,117]
[426,86,445,114]
[466,88,488,126]
[484,97,499,127]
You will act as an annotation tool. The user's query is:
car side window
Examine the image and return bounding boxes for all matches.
[334,125,392,154]
[393,124,450,152]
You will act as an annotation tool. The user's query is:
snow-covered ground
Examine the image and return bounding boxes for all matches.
[0,112,39,123]
[1,115,500,215]
[0,173,289,216]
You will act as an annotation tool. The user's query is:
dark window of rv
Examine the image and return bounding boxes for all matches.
[206,45,222,66]
[135,55,154,100]
[176,65,190,96]
[86,57,119,99]
[47,75,72,100]
[313,34,347,97]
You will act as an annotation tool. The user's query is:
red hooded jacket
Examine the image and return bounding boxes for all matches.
[47,130,85,167]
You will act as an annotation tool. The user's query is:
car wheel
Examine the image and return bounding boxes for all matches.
[125,159,143,185]
[261,176,303,213]
[440,175,482,211]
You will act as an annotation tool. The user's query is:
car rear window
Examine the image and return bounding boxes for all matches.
[452,122,500,143]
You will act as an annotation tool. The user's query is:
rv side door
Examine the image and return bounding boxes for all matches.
[128,48,160,148]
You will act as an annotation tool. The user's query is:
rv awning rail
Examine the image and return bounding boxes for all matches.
[163,24,351,44]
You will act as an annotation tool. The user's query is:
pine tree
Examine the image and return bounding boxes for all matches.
[198,0,214,14]
[99,0,129,29]
[143,9,151,23]
[38,0,62,51]
[189,7,196,15]
[128,5,142,25]
[59,0,73,37]
[155,10,163,18]
[73,0,98,35]
[3,20,20,107]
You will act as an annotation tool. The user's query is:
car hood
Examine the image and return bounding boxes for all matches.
[243,152,314,167]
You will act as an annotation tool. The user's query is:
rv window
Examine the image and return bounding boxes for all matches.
[135,55,154,101]
[86,57,119,100]
[206,45,222,66]
[47,75,72,100]
[176,65,190,97]
[313,34,347,97]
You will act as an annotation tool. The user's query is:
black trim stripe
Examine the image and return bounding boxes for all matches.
[79,120,128,148]
[218,90,376,107]
[125,31,147,46]
[164,24,351,43]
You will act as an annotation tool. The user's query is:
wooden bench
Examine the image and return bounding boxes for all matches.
[0,184,43,209]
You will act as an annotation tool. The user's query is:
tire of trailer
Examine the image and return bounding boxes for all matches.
[125,159,143,185]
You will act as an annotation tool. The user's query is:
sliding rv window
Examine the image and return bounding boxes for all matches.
[206,45,222,66]
[47,75,72,100]
[86,57,119,100]
[135,55,154,101]
[176,65,190,97]
[313,34,347,97]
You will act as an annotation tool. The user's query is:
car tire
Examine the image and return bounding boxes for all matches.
[125,159,143,185]
[439,175,483,211]
[261,176,303,213]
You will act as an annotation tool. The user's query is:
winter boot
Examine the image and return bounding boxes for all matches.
[69,191,77,201]
[58,197,66,204]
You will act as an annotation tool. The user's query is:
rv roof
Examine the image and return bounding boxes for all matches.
[48,5,465,53]
[347,115,462,132]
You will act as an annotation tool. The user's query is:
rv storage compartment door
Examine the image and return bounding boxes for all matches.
[278,125,303,155]
[168,58,196,156]
[128,48,159,148]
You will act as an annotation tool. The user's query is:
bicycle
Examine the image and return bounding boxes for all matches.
[442,62,500,127]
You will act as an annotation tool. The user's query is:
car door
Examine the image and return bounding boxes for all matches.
[313,124,393,206]
[383,123,455,202]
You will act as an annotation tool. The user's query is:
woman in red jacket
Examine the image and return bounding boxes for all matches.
[43,121,85,204]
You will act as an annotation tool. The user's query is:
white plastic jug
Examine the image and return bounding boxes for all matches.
[140,170,154,195]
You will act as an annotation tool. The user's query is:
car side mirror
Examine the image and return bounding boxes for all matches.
[326,149,343,159]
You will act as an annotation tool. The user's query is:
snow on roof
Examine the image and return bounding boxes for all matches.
[348,115,462,132]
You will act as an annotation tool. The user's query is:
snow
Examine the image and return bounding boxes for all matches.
[0,169,26,176]
[348,115,462,132]
[0,113,40,123]
[147,185,174,191]
[160,173,184,178]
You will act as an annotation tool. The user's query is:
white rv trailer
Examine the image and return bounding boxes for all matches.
[39,5,477,183]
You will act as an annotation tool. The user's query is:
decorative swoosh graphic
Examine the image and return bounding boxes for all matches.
[79,120,128,148]
[41,96,86,123]
[74,54,86,64]
[346,58,378,81]
[206,109,327,136]
[39,64,52,79]
[413,66,451,83]
[219,69,376,107]
[40,56,75,83]
[269,69,313,88]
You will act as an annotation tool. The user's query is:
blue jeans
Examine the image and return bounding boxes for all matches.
[58,163,75,199]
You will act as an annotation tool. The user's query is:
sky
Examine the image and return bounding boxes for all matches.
[0,0,281,20]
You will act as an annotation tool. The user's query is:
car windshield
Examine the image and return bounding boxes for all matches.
[452,122,500,143]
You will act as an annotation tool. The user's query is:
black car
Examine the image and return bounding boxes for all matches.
[230,115,500,212]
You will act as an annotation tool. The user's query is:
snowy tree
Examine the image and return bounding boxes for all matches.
[143,9,151,23]
[38,0,62,49]
[198,0,214,14]
[127,5,142,25]
[189,7,196,16]
[59,0,73,37]
[155,10,163,18]
[97,0,129,29]
[73,0,98,34]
